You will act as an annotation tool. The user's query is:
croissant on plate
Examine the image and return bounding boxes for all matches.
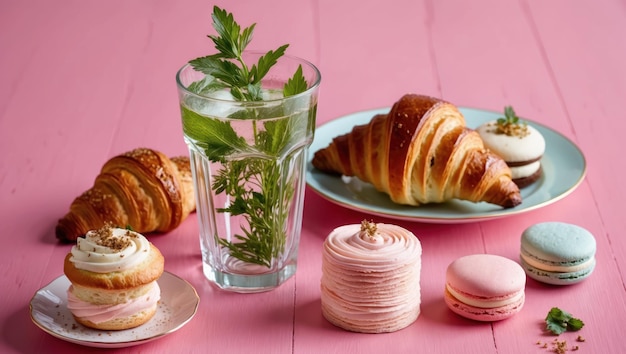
[56,148,196,242]
[311,94,522,208]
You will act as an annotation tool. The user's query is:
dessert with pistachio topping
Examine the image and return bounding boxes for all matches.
[476,106,546,188]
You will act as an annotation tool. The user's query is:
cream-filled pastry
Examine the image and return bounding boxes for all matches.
[476,106,546,188]
[63,224,164,330]
[320,220,422,333]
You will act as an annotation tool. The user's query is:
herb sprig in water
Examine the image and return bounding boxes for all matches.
[189,7,295,101]
[182,6,310,267]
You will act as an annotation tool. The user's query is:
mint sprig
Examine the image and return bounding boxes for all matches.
[181,109,249,161]
[189,6,291,101]
[497,105,520,126]
[207,6,254,59]
[545,307,585,335]
[283,65,307,97]
[182,6,310,267]
[494,105,529,137]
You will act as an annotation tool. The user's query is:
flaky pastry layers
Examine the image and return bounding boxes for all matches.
[312,94,522,208]
[56,148,196,242]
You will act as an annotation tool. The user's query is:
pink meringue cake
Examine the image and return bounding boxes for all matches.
[320,220,422,333]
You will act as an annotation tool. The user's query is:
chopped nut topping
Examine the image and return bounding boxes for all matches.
[487,121,530,138]
[360,220,378,238]
[553,339,568,354]
[91,223,131,250]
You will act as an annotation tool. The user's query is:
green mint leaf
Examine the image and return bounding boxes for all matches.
[250,44,289,84]
[504,105,514,119]
[501,105,523,125]
[260,119,291,154]
[546,321,567,335]
[239,24,255,53]
[246,83,263,101]
[229,87,245,101]
[187,75,227,95]
[209,6,245,58]
[217,196,248,215]
[189,55,247,88]
[546,307,569,335]
[545,307,584,335]
[283,65,307,97]
[181,106,248,161]
[567,317,585,331]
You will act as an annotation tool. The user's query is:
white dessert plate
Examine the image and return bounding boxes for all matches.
[306,107,586,223]
[29,271,199,348]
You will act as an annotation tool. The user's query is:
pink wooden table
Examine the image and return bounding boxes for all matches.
[1,0,625,353]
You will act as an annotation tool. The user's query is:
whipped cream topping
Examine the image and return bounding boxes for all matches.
[70,227,151,273]
[323,222,422,270]
[321,222,422,333]
[67,282,160,324]
[476,120,545,162]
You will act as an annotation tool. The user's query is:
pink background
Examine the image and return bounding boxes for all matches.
[1,0,625,353]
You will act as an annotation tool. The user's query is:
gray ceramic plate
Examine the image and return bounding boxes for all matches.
[306,107,586,223]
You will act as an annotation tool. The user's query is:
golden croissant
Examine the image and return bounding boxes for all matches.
[56,148,196,242]
[312,94,522,208]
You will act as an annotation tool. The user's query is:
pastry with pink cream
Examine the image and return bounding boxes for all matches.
[321,220,422,333]
[63,224,164,330]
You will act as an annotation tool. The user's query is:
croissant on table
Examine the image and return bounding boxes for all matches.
[312,94,522,208]
[56,148,196,242]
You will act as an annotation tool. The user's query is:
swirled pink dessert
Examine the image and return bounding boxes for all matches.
[320,221,422,333]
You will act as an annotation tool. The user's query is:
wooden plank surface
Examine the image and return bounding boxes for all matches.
[1,0,624,353]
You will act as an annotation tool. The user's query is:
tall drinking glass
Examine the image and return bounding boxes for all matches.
[176,52,321,293]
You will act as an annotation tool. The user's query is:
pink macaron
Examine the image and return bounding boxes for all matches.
[444,254,526,321]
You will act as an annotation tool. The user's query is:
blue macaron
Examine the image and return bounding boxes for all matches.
[520,222,596,285]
